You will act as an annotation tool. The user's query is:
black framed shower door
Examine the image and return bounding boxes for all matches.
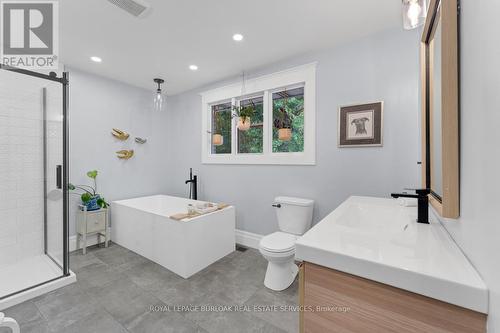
[0,64,70,301]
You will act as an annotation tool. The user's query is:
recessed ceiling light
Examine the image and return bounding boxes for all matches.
[189,65,198,71]
[90,56,102,63]
[232,33,244,42]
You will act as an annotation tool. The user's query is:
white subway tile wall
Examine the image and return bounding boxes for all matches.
[0,70,63,268]
[45,84,64,264]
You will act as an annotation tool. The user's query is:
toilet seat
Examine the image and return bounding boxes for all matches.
[259,247,295,259]
[260,232,297,253]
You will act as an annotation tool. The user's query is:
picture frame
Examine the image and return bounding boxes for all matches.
[338,101,383,147]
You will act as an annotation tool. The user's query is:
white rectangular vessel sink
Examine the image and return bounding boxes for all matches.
[295,196,488,314]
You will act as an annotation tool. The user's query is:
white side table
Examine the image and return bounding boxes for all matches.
[76,205,109,255]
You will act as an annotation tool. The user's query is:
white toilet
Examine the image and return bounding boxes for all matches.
[259,196,314,291]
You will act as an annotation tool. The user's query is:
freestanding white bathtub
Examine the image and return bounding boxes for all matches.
[111,195,235,278]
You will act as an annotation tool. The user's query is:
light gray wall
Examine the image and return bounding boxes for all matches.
[68,68,169,236]
[437,0,500,330]
[165,28,422,236]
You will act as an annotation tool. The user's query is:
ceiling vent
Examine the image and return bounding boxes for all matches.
[106,0,151,18]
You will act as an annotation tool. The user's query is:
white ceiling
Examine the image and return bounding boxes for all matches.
[60,0,401,95]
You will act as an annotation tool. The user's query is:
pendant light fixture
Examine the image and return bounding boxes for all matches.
[153,78,165,111]
[402,0,428,30]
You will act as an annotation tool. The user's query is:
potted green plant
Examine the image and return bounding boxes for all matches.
[212,113,224,146]
[273,106,292,141]
[69,170,109,211]
[233,102,255,131]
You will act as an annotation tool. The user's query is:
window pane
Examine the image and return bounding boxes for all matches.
[272,87,304,153]
[211,102,232,154]
[238,96,264,154]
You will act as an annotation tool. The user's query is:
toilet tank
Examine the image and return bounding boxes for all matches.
[274,196,314,235]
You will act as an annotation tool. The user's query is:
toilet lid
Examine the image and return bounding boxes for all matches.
[260,232,297,253]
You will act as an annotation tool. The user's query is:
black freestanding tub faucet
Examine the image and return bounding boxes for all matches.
[391,188,431,224]
[185,168,198,200]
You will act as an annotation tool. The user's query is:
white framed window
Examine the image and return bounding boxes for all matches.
[201,63,316,165]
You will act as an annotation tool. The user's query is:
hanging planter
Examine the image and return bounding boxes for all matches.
[237,117,251,131]
[278,128,292,141]
[274,106,293,142]
[212,133,224,146]
[232,102,255,132]
[212,111,225,146]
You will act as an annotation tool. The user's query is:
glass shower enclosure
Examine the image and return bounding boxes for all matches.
[0,65,70,307]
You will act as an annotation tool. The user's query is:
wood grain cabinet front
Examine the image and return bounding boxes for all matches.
[299,262,487,333]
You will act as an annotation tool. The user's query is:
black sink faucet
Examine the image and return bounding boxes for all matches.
[185,168,198,200]
[391,189,431,224]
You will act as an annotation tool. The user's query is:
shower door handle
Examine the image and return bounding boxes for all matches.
[56,165,62,189]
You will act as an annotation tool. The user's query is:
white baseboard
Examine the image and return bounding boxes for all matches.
[235,229,263,249]
[69,228,263,251]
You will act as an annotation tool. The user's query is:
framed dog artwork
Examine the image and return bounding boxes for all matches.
[338,102,383,147]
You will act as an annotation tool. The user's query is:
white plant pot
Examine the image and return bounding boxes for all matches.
[278,128,292,141]
[212,134,223,146]
[237,117,251,131]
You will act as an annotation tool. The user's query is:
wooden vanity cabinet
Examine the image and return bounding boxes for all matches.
[299,262,487,333]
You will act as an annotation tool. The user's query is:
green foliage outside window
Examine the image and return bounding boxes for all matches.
[212,103,232,154]
[210,87,305,155]
[272,89,305,153]
[238,97,264,154]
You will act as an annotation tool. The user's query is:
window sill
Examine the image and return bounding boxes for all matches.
[202,153,316,165]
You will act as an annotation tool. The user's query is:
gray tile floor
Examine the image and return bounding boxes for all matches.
[1,243,299,333]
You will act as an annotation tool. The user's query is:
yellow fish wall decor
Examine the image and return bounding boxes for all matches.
[111,128,130,140]
[116,150,134,159]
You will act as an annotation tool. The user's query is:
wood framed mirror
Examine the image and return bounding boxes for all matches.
[421,0,460,218]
